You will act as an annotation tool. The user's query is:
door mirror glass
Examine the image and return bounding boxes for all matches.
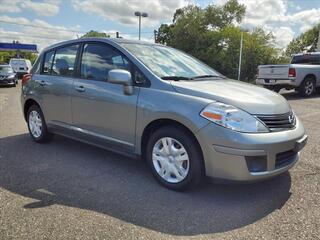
[108,69,133,95]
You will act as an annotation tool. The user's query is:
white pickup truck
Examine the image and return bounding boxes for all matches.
[256,52,320,97]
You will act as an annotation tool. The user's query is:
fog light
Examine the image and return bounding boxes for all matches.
[245,156,267,172]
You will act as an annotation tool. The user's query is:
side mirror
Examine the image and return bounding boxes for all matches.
[108,69,133,95]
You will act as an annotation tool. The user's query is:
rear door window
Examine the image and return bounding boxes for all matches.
[52,45,79,77]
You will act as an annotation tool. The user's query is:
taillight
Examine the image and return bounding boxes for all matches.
[22,74,32,85]
[288,68,296,77]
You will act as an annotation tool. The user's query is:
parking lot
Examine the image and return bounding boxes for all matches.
[0,82,319,240]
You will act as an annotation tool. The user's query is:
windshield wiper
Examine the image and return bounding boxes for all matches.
[161,75,226,81]
[161,76,191,81]
[191,74,226,79]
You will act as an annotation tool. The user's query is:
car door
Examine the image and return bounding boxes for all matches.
[71,42,140,152]
[36,44,79,126]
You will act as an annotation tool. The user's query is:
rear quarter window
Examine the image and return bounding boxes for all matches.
[31,56,41,74]
[42,50,55,74]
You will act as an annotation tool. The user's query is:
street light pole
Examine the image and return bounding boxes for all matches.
[138,15,141,40]
[238,31,243,81]
[135,11,148,40]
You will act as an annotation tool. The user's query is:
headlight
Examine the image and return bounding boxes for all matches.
[200,102,269,133]
[7,75,15,79]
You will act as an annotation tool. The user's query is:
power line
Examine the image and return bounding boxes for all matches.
[3,33,71,41]
[0,20,85,34]
[0,20,155,35]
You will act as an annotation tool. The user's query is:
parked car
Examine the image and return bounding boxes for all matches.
[9,58,32,79]
[256,52,320,97]
[0,64,17,87]
[21,38,307,190]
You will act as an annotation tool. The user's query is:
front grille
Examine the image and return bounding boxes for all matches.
[275,150,297,168]
[256,111,296,132]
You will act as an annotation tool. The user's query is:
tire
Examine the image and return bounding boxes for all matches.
[299,77,315,97]
[263,86,281,93]
[146,126,204,191]
[27,104,53,143]
[272,86,281,93]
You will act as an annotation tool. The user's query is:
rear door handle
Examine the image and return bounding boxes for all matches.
[75,85,85,92]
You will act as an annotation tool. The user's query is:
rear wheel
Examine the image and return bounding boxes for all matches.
[27,105,53,143]
[299,77,315,97]
[146,126,204,191]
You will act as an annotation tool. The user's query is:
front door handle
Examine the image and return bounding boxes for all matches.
[75,85,85,92]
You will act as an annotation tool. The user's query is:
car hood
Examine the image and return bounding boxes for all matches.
[171,79,291,115]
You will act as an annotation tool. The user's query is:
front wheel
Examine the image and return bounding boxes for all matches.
[27,105,53,143]
[146,126,204,191]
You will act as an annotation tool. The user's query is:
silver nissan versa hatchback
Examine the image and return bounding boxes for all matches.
[21,38,308,190]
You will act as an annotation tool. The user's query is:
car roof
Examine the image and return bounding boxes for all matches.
[42,37,160,52]
[292,52,320,56]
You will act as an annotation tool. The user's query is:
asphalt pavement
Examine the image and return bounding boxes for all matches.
[0,83,319,239]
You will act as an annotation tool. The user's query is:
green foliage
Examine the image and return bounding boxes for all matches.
[0,51,38,64]
[81,30,110,38]
[285,24,320,56]
[156,0,283,81]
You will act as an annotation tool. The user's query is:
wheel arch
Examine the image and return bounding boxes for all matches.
[140,118,205,167]
[23,98,41,121]
[303,74,317,82]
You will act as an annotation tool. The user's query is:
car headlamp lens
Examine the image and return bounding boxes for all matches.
[200,102,269,133]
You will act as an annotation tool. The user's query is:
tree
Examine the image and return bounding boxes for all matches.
[285,24,320,56]
[81,30,110,38]
[0,51,38,64]
[156,0,281,81]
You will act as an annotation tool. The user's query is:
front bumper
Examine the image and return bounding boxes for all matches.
[0,79,16,86]
[195,117,307,181]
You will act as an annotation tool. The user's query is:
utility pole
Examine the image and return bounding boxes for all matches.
[317,30,320,51]
[238,31,243,81]
[154,30,158,43]
[134,11,148,40]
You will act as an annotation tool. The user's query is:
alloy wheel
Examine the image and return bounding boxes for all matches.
[152,137,190,183]
[304,80,314,96]
[28,110,43,138]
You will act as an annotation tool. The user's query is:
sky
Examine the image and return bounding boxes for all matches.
[0,0,320,51]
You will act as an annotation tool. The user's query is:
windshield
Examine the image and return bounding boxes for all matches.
[291,54,320,64]
[0,66,14,73]
[121,43,220,79]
